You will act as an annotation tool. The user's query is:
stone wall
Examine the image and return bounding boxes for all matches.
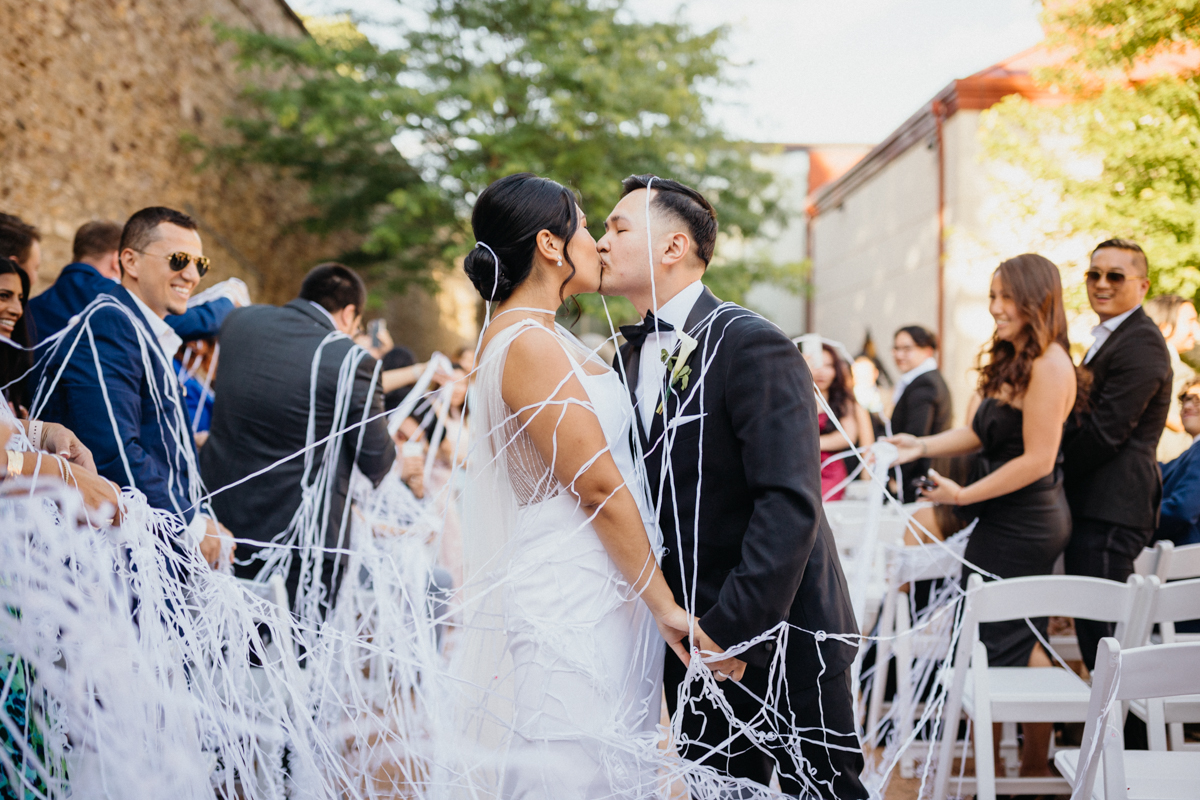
[1,0,350,303]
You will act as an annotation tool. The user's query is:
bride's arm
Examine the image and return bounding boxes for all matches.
[503,330,691,664]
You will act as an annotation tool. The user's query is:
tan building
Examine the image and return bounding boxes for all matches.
[806,47,1074,418]
[1,0,477,357]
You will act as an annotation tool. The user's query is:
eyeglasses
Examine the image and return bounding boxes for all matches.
[131,249,210,278]
[1085,269,1129,285]
[1180,393,1200,408]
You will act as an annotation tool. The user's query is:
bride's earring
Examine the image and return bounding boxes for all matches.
[556,256,563,267]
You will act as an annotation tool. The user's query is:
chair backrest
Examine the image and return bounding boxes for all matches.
[886,532,970,586]
[1133,540,1171,577]
[963,573,1145,630]
[1162,541,1200,581]
[1071,638,1200,800]
[1144,576,1200,644]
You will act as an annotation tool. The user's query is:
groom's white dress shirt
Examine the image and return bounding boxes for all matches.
[636,279,705,432]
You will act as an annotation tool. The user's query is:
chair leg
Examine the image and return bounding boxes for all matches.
[974,715,997,800]
[1000,721,1018,777]
[866,590,897,748]
[895,600,915,777]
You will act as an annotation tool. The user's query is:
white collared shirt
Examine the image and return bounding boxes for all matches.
[892,356,938,406]
[1084,306,1138,364]
[636,279,705,431]
[129,290,183,359]
[308,301,340,331]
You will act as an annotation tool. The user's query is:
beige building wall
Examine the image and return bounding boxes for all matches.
[1,0,478,358]
[810,136,941,395]
[0,0,351,304]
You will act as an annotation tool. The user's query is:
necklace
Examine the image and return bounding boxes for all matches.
[491,306,558,319]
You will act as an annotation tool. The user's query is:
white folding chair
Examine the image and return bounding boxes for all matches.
[932,573,1153,800]
[1128,576,1200,752]
[1054,638,1200,799]
[227,575,302,793]
[865,533,969,778]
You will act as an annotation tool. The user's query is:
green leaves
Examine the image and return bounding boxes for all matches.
[983,1,1200,301]
[206,0,779,302]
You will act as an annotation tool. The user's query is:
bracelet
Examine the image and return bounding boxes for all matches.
[6,451,24,477]
[27,420,43,450]
[919,439,928,457]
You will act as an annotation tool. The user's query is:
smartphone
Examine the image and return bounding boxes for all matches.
[911,475,937,495]
[797,334,822,359]
[368,318,388,349]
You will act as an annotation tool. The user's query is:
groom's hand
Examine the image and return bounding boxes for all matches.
[693,622,747,682]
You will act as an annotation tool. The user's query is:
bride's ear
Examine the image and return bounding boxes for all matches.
[534,229,564,267]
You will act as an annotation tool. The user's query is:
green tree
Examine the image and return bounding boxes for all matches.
[211,0,789,318]
[983,0,1200,298]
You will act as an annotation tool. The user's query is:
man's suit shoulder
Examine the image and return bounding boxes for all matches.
[704,303,790,346]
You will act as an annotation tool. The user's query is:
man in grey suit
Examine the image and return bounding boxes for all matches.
[200,263,395,617]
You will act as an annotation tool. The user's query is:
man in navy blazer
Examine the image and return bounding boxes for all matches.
[32,207,232,567]
[28,219,236,345]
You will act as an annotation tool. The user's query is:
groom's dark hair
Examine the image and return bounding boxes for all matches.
[621,174,717,266]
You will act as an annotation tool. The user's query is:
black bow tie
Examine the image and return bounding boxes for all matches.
[620,312,675,349]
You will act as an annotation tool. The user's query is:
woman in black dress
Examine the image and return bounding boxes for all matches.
[887,253,1081,779]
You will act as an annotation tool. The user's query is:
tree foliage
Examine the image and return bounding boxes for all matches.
[983,0,1200,298]
[210,0,786,315]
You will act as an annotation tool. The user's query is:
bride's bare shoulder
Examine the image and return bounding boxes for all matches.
[495,324,576,401]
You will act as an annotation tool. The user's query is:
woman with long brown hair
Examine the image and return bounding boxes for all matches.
[887,254,1079,778]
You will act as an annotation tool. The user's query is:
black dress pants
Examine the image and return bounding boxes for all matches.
[665,654,868,799]
[1064,517,1152,670]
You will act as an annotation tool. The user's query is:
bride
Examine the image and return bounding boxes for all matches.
[450,173,691,798]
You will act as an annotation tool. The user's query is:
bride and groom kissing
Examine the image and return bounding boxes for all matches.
[457,173,868,799]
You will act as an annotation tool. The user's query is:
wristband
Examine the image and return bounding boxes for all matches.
[28,420,43,450]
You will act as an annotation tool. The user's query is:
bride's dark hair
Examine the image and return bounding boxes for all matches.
[463,173,580,303]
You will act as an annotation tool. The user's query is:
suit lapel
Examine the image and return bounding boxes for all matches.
[1090,306,1144,368]
[647,286,722,453]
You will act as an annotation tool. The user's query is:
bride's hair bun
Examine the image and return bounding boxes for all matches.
[465,173,579,303]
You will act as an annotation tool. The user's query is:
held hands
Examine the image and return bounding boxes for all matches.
[693,621,748,683]
[654,603,693,668]
[40,423,97,472]
[199,518,237,570]
[882,433,924,466]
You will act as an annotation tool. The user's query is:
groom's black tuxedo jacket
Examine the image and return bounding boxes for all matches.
[617,287,858,687]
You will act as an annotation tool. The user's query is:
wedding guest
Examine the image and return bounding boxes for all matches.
[200,263,395,617]
[0,213,41,285]
[889,325,952,502]
[1063,238,1172,670]
[35,207,232,568]
[176,337,218,444]
[1145,294,1199,461]
[28,219,237,345]
[888,253,1079,780]
[1157,377,1200,546]
[807,341,871,500]
[0,257,34,412]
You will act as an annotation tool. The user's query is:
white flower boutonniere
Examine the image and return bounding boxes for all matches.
[657,331,698,414]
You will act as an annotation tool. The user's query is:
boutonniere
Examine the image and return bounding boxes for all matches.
[657,331,698,414]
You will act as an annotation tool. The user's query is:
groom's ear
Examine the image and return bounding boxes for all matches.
[661,231,692,268]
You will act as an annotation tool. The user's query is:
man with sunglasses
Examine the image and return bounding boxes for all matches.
[28,218,242,347]
[1063,238,1173,670]
[32,207,233,570]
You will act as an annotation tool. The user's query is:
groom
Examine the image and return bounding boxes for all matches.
[599,175,866,799]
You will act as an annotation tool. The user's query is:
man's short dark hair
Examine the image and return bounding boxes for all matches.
[0,213,41,264]
[119,207,199,256]
[299,262,366,315]
[621,174,718,265]
[895,324,938,351]
[1092,238,1149,275]
[73,220,123,261]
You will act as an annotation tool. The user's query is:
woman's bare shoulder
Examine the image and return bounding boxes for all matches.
[1032,341,1075,378]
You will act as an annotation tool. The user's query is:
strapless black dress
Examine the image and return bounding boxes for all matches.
[957,397,1072,667]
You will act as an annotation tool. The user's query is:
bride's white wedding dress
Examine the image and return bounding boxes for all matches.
[451,317,664,799]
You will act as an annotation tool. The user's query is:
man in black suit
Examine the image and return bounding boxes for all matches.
[888,325,952,502]
[1064,238,1172,669]
[200,263,395,618]
[598,175,865,799]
